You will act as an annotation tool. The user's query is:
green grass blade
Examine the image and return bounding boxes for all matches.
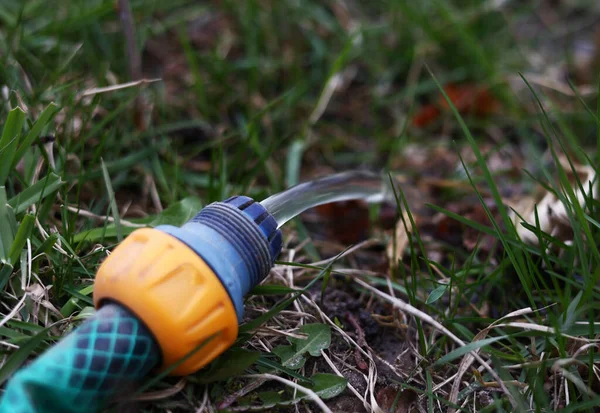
[135,335,217,395]
[12,103,59,167]
[0,327,51,387]
[434,335,510,367]
[285,139,306,188]
[597,75,600,166]
[0,107,26,185]
[0,264,13,290]
[60,284,95,317]
[256,357,312,384]
[428,67,535,307]
[100,159,123,242]
[0,187,15,262]
[8,213,34,265]
[8,172,64,214]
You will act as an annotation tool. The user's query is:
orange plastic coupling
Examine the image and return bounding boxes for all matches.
[93,228,239,376]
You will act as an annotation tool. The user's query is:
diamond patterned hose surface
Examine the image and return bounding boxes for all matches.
[0,303,160,413]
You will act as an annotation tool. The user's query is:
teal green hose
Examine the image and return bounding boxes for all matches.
[0,304,160,413]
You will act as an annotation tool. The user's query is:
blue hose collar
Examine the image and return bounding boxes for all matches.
[156,196,282,321]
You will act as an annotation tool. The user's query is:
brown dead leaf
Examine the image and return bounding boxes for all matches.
[462,204,499,255]
[188,12,233,51]
[571,23,600,86]
[509,156,596,245]
[379,202,398,230]
[386,210,413,268]
[314,200,370,244]
[411,83,501,128]
[432,209,464,246]
[375,386,417,413]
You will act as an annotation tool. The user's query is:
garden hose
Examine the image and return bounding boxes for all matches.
[0,304,159,413]
[0,170,387,413]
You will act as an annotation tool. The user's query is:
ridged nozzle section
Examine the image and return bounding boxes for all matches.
[189,196,282,289]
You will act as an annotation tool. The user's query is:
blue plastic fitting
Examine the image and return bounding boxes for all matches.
[156,195,283,321]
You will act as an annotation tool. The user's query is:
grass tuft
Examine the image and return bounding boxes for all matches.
[1,1,600,411]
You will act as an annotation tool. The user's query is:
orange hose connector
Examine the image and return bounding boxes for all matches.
[93,228,238,376]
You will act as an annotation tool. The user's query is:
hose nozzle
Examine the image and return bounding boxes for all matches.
[94,195,282,375]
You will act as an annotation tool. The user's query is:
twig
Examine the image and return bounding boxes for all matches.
[117,0,154,131]
[118,0,141,82]
[309,239,379,268]
[81,79,160,97]
[217,377,266,410]
[309,73,343,125]
[131,378,186,401]
[345,312,368,370]
[0,294,28,329]
[243,374,333,413]
[196,386,213,413]
[320,349,371,410]
[65,205,145,227]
